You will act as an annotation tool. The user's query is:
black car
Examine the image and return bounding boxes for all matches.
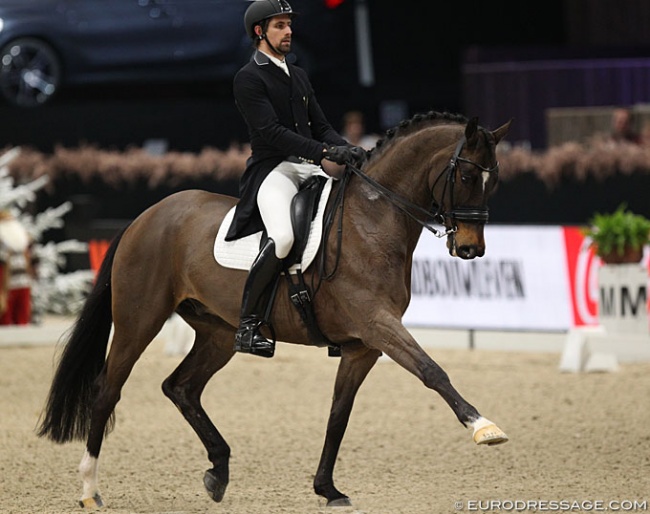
[0,0,259,107]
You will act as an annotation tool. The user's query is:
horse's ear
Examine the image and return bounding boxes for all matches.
[465,117,479,146]
[492,118,514,144]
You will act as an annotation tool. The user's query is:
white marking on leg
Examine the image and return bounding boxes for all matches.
[470,416,494,433]
[79,450,100,502]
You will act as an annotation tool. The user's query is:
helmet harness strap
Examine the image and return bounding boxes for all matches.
[257,20,286,58]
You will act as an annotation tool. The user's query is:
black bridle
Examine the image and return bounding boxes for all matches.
[346,135,499,238]
[316,134,499,284]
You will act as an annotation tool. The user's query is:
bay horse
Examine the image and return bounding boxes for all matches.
[38,111,512,509]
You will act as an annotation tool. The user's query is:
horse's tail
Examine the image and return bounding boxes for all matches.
[37,226,128,443]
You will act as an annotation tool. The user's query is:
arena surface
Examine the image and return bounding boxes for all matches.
[1,330,649,514]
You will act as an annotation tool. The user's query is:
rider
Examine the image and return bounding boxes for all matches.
[225,0,365,358]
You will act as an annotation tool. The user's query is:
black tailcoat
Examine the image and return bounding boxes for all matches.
[225,50,347,241]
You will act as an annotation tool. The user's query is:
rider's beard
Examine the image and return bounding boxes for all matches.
[278,39,291,55]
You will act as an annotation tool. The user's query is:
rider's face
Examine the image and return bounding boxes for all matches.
[262,14,292,57]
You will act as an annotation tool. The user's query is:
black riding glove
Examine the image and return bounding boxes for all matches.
[348,145,369,165]
[322,145,353,165]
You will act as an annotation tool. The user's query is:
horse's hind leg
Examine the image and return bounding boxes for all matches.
[79,312,171,508]
[162,318,236,503]
[314,342,382,507]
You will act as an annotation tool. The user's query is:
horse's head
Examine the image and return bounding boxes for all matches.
[431,117,512,259]
[355,112,511,261]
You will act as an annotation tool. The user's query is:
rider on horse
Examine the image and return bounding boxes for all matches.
[226,0,366,358]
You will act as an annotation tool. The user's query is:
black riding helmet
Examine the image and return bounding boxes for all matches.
[244,0,297,40]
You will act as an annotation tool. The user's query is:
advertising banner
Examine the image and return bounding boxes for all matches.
[403,225,650,331]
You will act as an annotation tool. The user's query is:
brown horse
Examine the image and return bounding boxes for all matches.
[38,111,511,509]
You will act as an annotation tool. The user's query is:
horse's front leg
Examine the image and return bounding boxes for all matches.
[368,315,508,445]
[314,341,382,506]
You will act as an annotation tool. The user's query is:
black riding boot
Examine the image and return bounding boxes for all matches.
[234,238,283,358]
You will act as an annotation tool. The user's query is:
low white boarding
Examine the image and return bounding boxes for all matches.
[214,177,333,273]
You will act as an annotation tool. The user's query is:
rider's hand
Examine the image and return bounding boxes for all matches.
[348,145,368,165]
[322,145,353,165]
[320,159,345,179]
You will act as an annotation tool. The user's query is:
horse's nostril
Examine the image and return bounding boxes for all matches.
[458,246,478,259]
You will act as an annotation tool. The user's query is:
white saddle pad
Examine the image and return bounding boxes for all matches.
[214,177,333,273]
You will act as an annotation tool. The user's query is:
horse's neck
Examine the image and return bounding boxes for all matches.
[344,149,431,249]
[345,126,459,250]
[360,129,450,212]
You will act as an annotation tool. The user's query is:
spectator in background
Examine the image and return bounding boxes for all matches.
[609,107,640,144]
[639,121,650,147]
[341,110,379,151]
[0,211,35,325]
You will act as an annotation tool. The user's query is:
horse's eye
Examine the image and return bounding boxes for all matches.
[460,173,473,184]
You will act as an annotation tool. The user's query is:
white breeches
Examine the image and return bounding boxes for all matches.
[257,160,327,259]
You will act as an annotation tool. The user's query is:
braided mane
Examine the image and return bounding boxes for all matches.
[369,111,468,161]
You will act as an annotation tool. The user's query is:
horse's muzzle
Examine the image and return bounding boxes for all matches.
[455,244,484,259]
[447,232,485,259]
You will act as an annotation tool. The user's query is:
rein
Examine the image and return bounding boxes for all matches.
[348,135,498,237]
[347,162,451,238]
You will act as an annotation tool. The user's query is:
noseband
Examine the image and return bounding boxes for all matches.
[345,135,499,238]
[431,136,499,228]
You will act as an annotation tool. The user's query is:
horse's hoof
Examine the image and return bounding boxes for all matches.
[203,469,228,502]
[473,423,509,446]
[79,493,104,509]
[327,496,352,507]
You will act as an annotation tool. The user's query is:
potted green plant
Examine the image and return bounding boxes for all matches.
[582,203,650,264]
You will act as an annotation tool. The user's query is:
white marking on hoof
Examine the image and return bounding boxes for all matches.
[79,493,104,509]
[471,417,509,446]
[79,450,103,507]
